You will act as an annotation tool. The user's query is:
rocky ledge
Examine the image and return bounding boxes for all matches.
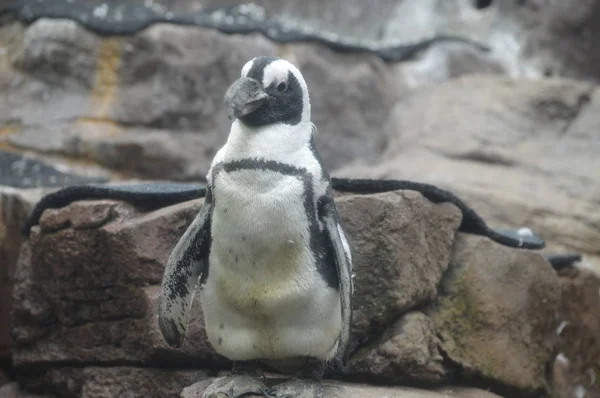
[3,189,573,398]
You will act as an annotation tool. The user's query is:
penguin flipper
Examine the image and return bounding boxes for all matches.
[157,186,213,348]
[320,198,353,369]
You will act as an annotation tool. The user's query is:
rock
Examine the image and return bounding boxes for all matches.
[551,266,600,398]
[8,0,600,82]
[431,233,560,395]
[0,184,56,364]
[0,151,109,189]
[10,188,580,395]
[334,190,462,350]
[12,190,461,371]
[0,15,497,181]
[182,378,504,398]
[284,44,398,169]
[216,0,600,82]
[348,312,447,384]
[22,367,207,398]
[336,75,600,271]
[0,383,51,398]
[11,199,225,368]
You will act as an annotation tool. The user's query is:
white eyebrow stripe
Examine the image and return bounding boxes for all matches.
[262,59,291,87]
[241,59,254,77]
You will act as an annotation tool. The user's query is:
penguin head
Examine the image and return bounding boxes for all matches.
[224,56,310,128]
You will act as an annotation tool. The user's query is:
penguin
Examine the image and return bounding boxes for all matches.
[157,56,353,398]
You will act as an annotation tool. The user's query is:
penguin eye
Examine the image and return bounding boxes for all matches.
[276,81,288,92]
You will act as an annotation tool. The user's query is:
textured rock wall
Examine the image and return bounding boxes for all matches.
[8,191,563,397]
[1,1,600,397]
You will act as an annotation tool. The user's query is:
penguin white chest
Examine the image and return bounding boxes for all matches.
[210,169,312,299]
[199,168,341,361]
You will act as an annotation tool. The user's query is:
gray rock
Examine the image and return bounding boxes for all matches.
[336,75,600,272]
[0,16,499,180]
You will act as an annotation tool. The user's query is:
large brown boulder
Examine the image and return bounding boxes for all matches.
[336,191,462,350]
[431,234,560,395]
[11,199,222,368]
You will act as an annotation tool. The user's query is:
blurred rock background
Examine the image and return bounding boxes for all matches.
[0,0,599,397]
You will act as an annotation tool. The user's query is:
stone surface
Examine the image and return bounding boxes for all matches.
[11,199,226,368]
[348,312,447,384]
[551,266,600,398]
[22,367,207,398]
[431,233,560,395]
[7,0,600,82]
[335,190,462,351]
[212,0,600,82]
[0,383,51,398]
[8,189,587,396]
[182,378,504,398]
[336,75,600,271]
[0,185,55,363]
[11,190,462,373]
[0,17,400,179]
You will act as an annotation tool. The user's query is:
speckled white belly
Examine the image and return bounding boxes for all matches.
[199,168,341,361]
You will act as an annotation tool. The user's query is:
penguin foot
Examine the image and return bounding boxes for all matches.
[269,379,324,398]
[202,375,273,398]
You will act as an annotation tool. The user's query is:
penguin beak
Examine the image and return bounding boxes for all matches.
[224,77,269,120]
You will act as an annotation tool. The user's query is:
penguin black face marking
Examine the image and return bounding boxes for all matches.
[224,56,304,127]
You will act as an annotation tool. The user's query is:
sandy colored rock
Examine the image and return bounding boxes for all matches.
[335,190,462,350]
[431,233,560,394]
[349,312,447,384]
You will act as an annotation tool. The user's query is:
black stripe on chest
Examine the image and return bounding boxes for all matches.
[211,158,339,289]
